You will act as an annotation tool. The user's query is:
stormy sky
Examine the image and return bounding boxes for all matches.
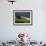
[15,12,30,18]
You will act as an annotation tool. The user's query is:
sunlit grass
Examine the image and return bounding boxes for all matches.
[15,18,30,23]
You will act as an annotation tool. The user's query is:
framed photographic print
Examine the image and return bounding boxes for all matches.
[13,10,32,25]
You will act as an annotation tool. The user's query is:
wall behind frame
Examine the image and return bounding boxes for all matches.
[0,0,46,42]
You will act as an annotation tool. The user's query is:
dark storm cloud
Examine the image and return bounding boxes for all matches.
[15,12,30,18]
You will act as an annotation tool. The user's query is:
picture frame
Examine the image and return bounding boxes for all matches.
[13,10,33,25]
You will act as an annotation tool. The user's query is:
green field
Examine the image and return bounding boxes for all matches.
[15,18,30,23]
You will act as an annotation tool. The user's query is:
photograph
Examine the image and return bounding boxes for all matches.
[13,10,32,25]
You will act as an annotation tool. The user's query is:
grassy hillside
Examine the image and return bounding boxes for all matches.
[15,18,30,23]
